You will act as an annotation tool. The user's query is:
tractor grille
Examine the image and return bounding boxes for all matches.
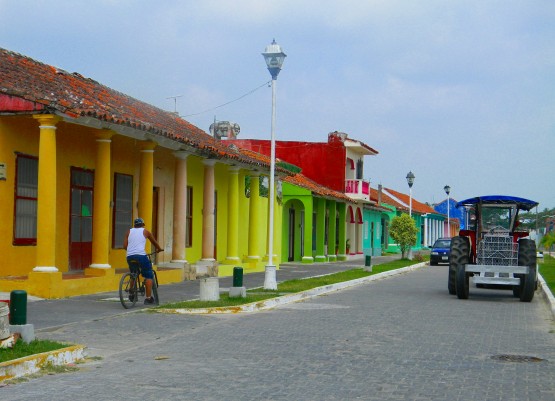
[477,232,518,266]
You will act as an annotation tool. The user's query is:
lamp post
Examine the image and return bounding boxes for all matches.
[262,39,286,290]
[444,185,451,238]
[406,171,415,260]
[406,171,415,216]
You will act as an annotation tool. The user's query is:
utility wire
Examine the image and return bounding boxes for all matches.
[182,80,271,118]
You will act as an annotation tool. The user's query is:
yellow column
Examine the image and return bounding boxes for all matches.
[90,130,113,269]
[225,166,240,264]
[201,159,216,261]
[33,115,61,272]
[138,141,156,231]
[172,151,189,263]
[247,172,261,261]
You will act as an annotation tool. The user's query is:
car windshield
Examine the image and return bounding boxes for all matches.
[433,240,451,248]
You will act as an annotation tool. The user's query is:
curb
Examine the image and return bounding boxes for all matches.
[158,262,427,315]
[538,273,555,320]
[0,344,85,382]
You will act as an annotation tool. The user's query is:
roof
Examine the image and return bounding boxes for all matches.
[456,195,539,211]
[370,187,408,212]
[283,172,352,202]
[0,47,275,170]
[382,187,441,215]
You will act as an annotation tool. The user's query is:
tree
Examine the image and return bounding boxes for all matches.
[390,213,418,259]
[541,231,555,251]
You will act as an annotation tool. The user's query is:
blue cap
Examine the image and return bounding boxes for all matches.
[134,217,145,227]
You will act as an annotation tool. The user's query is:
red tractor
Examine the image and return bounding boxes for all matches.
[449,195,538,302]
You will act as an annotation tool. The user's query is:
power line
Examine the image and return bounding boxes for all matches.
[181,80,270,118]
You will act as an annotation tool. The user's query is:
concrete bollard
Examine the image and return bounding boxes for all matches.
[199,277,220,301]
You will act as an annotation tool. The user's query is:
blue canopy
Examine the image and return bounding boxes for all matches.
[456,195,538,211]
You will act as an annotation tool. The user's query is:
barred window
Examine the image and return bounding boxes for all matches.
[113,173,133,248]
[14,154,38,245]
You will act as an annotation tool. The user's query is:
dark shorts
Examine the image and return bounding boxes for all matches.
[126,255,154,280]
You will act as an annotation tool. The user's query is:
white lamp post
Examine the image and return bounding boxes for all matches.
[262,39,286,290]
[406,171,415,260]
[444,185,451,238]
[406,171,415,216]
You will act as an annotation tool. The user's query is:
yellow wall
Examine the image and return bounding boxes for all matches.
[1,113,279,286]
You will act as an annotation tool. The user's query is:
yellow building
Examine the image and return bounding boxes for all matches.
[0,47,284,298]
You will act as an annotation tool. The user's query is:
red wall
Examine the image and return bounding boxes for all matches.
[229,139,347,192]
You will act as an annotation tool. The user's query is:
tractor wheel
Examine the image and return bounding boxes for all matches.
[456,264,469,299]
[518,239,537,302]
[449,236,469,295]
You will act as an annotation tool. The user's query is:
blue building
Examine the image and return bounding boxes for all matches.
[434,199,466,231]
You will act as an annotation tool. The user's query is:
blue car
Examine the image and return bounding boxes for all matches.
[430,238,451,265]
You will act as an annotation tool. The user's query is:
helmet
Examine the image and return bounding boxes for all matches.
[134,217,145,227]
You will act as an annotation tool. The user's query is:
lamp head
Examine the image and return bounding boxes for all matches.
[444,185,451,195]
[406,171,415,188]
[262,39,286,80]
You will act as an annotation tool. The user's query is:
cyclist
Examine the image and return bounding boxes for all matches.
[123,217,163,304]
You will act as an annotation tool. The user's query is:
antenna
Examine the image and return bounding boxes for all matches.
[166,95,183,115]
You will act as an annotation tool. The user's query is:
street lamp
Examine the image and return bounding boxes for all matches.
[406,171,415,217]
[406,171,415,260]
[262,39,286,290]
[444,185,451,238]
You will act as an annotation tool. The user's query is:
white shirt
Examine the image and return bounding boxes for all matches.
[126,228,147,256]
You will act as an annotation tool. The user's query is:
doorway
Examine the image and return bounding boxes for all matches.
[69,167,94,270]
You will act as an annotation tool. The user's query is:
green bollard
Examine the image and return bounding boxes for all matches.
[233,267,243,287]
[365,255,372,267]
[10,290,27,325]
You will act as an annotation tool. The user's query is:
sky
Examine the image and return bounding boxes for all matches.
[2,0,554,210]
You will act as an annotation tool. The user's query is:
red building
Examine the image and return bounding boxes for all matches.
[229,131,378,201]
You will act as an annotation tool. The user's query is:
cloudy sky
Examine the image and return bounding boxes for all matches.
[2,0,554,209]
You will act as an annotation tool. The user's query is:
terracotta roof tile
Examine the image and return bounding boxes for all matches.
[0,47,271,169]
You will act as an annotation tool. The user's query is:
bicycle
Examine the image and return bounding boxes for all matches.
[119,252,160,309]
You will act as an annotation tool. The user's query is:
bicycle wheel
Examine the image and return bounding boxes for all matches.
[119,272,138,309]
[152,271,160,306]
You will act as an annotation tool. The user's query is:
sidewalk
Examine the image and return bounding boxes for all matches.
[27,254,400,331]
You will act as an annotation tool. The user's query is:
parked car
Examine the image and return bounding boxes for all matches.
[430,238,451,265]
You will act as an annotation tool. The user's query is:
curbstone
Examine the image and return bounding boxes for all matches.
[158,262,428,315]
[0,344,85,382]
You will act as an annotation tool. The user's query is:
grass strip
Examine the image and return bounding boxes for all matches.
[540,254,555,295]
[0,339,69,363]
[159,257,425,309]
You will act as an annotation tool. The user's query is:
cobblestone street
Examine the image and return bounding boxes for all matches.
[3,264,554,400]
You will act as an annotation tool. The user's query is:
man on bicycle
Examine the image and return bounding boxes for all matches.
[123,217,163,304]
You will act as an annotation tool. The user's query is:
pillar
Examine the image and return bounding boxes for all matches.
[201,159,216,261]
[314,198,326,262]
[328,201,337,261]
[138,141,156,233]
[90,130,113,269]
[247,172,261,261]
[225,166,240,263]
[172,151,189,263]
[337,203,347,260]
[33,115,61,272]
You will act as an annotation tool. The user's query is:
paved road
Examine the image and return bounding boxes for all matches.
[3,261,555,400]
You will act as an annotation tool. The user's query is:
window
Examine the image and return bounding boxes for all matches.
[14,154,38,245]
[186,186,193,247]
[112,173,133,248]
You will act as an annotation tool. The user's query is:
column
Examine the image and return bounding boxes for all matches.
[225,166,240,263]
[314,198,326,262]
[172,151,189,263]
[201,159,216,261]
[138,141,156,232]
[337,203,347,260]
[33,115,61,272]
[247,172,261,261]
[90,130,113,269]
[328,201,337,261]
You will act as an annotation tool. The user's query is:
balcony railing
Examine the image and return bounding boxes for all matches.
[345,179,370,201]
